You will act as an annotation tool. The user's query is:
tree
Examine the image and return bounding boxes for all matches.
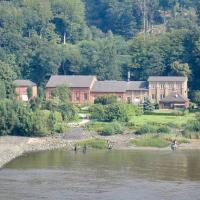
[143,98,155,112]
[94,95,118,105]
[0,60,17,97]
[30,42,62,84]
[20,0,53,38]
[51,0,87,43]
[192,90,200,105]
[170,61,191,77]
[51,85,70,103]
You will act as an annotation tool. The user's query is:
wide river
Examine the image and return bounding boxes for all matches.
[0,149,200,200]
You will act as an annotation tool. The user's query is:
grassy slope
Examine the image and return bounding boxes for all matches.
[130,110,195,127]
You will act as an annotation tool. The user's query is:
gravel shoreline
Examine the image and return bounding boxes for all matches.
[1,132,200,168]
[0,136,72,168]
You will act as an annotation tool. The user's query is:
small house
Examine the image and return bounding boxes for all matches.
[14,80,37,101]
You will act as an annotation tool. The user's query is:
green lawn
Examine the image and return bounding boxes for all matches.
[130,110,195,127]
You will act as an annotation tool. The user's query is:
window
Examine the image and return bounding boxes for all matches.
[160,94,165,99]
[152,94,156,100]
[75,92,80,101]
[150,84,155,89]
[160,84,165,89]
[84,93,88,101]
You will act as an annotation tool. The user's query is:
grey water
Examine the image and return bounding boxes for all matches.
[0,150,200,200]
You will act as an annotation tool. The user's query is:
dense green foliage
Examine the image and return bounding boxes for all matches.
[143,98,155,112]
[94,95,118,105]
[0,99,68,136]
[90,103,143,122]
[0,0,200,99]
[99,122,125,136]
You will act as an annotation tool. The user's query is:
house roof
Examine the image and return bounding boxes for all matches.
[160,92,189,103]
[46,75,96,88]
[13,80,36,87]
[91,81,148,93]
[91,81,127,93]
[127,81,148,91]
[148,76,187,82]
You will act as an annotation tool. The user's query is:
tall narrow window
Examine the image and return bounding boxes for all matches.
[84,93,88,101]
[75,92,80,101]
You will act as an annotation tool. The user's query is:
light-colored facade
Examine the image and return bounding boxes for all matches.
[148,77,188,103]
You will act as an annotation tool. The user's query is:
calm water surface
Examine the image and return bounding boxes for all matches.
[1,150,200,200]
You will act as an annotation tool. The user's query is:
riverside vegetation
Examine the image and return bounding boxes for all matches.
[86,95,200,148]
[1,0,200,148]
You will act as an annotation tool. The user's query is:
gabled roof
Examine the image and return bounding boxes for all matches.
[46,75,96,88]
[91,81,127,93]
[127,81,148,91]
[160,92,189,103]
[148,76,187,82]
[13,80,36,87]
[91,81,148,93]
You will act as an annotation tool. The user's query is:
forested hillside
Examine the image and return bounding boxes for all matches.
[1,0,200,98]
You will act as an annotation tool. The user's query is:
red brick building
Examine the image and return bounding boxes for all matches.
[45,75,97,104]
[45,75,189,108]
[14,80,37,101]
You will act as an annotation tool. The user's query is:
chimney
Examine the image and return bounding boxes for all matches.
[128,71,131,82]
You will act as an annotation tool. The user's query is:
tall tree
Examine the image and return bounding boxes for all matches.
[51,0,87,44]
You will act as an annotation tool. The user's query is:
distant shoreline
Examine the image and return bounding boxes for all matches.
[1,134,200,168]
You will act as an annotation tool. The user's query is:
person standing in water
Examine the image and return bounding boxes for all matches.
[171,139,177,151]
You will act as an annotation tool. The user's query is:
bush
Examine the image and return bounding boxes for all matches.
[131,135,169,148]
[90,103,142,122]
[99,122,125,136]
[58,103,79,121]
[143,98,155,113]
[136,124,158,135]
[0,99,67,137]
[183,119,200,139]
[94,95,118,105]
[78,139,107,149]
[89,104,106,121]
[157,126,171,134]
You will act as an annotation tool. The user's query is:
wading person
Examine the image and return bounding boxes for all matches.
[83,144,87,153]
[171,139,177,151]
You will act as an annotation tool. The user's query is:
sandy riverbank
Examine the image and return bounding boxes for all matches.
[1,133,200,168]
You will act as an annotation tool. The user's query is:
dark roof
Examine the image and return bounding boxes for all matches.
[46,75,96,88]
[91,81,148,93]
[148,76,187,82]
[160,92,189,103]
[127,81,148,91]
[91,81,127,93]
[13,80,36,87]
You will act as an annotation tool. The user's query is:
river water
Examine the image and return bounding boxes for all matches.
[0,149,200,200]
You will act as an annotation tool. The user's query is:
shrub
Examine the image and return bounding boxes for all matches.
[143,98,155,113]
[90,103,142,122]
[0,99,67,137]
[157,126,171,134]
[58,103,79,121]
[183,119,200,139]
[89,104,106,121]
[99,122,125,136]
[78,139,107,149]
[136,124,158,135]
[94,95,118,105]
[131,135,169,148]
